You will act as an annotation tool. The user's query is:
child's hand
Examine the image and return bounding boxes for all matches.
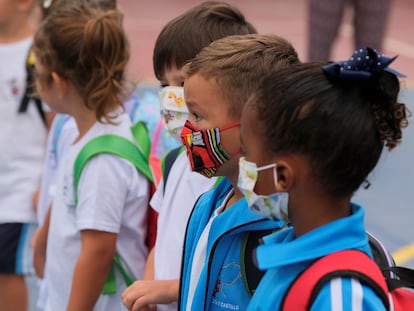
[121,279,179,311]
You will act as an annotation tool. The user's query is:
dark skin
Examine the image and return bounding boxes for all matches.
[240,101,352,237]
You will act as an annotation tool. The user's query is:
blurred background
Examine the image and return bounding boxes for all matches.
[29,0,414,310]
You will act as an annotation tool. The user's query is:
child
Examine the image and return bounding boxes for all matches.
[33,2,149,310]
[123,1,256,311]
[32,1,119,310]
[122,2,257,311]
[178,33,300,311]
[240,48,409,310]
[0,1,49,310]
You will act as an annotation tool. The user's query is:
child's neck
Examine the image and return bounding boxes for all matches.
[290,193,352,237]
[72,110,98,144]
[224,171,245,210]
[0,21,32,44]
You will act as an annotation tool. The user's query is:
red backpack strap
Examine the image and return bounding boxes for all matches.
[281,250,390,311]
[145,182,158,250]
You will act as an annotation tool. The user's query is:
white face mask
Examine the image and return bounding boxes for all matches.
[159,86,189,141]
[237,157,289,222]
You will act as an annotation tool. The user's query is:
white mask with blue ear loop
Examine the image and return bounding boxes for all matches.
[159,86,189,141]
[237,156,289,222]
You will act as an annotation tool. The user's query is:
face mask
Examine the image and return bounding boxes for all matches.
[180,120,240,178]
[159,86,189,140]
[237,157,289,221]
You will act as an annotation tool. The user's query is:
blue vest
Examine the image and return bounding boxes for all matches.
[179,178,285,311]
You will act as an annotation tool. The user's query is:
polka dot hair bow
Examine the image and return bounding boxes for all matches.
[322,47,405,81]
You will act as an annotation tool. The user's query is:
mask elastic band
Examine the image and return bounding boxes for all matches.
[220,121,240,132]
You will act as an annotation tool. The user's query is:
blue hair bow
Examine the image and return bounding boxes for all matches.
[322,47,405,81]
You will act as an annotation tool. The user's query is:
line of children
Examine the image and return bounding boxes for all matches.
[122,2,257,310]
[33,1,150,310]
[0,1,50,310]
[177,33,300,311]
[31,1,118,310]
[239,48,409,310]
[28,2,410,311]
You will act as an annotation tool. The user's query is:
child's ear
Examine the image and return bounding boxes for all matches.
[17,0,35,12]
[51,72,68,98]
[275,160,294,192]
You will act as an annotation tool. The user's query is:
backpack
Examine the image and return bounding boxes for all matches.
[19,47,46,126]
[279,241,414,310]
[161,146,185,193]
[73,120,157,294]
[243,230,409,300]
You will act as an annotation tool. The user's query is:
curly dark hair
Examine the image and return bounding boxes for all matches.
[251,62,409,197]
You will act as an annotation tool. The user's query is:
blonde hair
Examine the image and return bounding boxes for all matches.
[33,1,129,123]
[184,34,299,116]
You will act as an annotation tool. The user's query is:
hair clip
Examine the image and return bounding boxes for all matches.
[322,47,406,81]
[43,0,54,8]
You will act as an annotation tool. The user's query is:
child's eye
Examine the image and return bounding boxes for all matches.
[193,112,202,122]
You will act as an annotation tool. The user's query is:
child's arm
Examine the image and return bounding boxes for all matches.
[122,279,179,311]
[32,205,52,278]
[142,247,155,280]
[66,229,117,311]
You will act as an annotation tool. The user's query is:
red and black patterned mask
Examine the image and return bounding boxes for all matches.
[180,120,240,178]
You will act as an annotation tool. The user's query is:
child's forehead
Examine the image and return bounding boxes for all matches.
[185,73,234,115]
[184,73,222,99]
[161,66,185,85]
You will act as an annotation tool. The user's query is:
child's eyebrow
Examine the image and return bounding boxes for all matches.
[185,100,199,111]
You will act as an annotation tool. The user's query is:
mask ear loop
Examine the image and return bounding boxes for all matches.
[272,165,278,191]
[256,163,278,191]
[219,121,241,131]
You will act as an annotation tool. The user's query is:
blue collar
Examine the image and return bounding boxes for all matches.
[256,204,370,270]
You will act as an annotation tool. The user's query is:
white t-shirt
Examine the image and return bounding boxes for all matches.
[37,114,78,225]
[35,114,77,310]
[150,152,217,311]
[186,202,227,311]
[45,113,149,311]
[0,37,46,223]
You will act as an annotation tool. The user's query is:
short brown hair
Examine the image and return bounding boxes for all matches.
[184,33,299,116]
[252,62,409,197]
[34,1,128,123]
[153,1,256,81]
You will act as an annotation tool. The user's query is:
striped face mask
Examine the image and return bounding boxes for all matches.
[180,120,240,178]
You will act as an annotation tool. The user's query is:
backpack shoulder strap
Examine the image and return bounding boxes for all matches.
[19,46,46,126]
[367,232,396,279]
[387,266,414,290]
[130,120,151,160]
[241,229,275,296]
[280,250,390,311]
[161,145,185,193]
[73,133,154,295]
[74,134,154,205]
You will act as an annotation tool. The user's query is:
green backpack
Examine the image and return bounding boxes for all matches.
[73,121,155,294]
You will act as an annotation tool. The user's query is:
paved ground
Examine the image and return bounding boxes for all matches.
[28,1,414,310]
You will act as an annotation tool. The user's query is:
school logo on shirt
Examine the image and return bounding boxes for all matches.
[63,173,75,207]
[211,261,241,310]
[8,79,20,99]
